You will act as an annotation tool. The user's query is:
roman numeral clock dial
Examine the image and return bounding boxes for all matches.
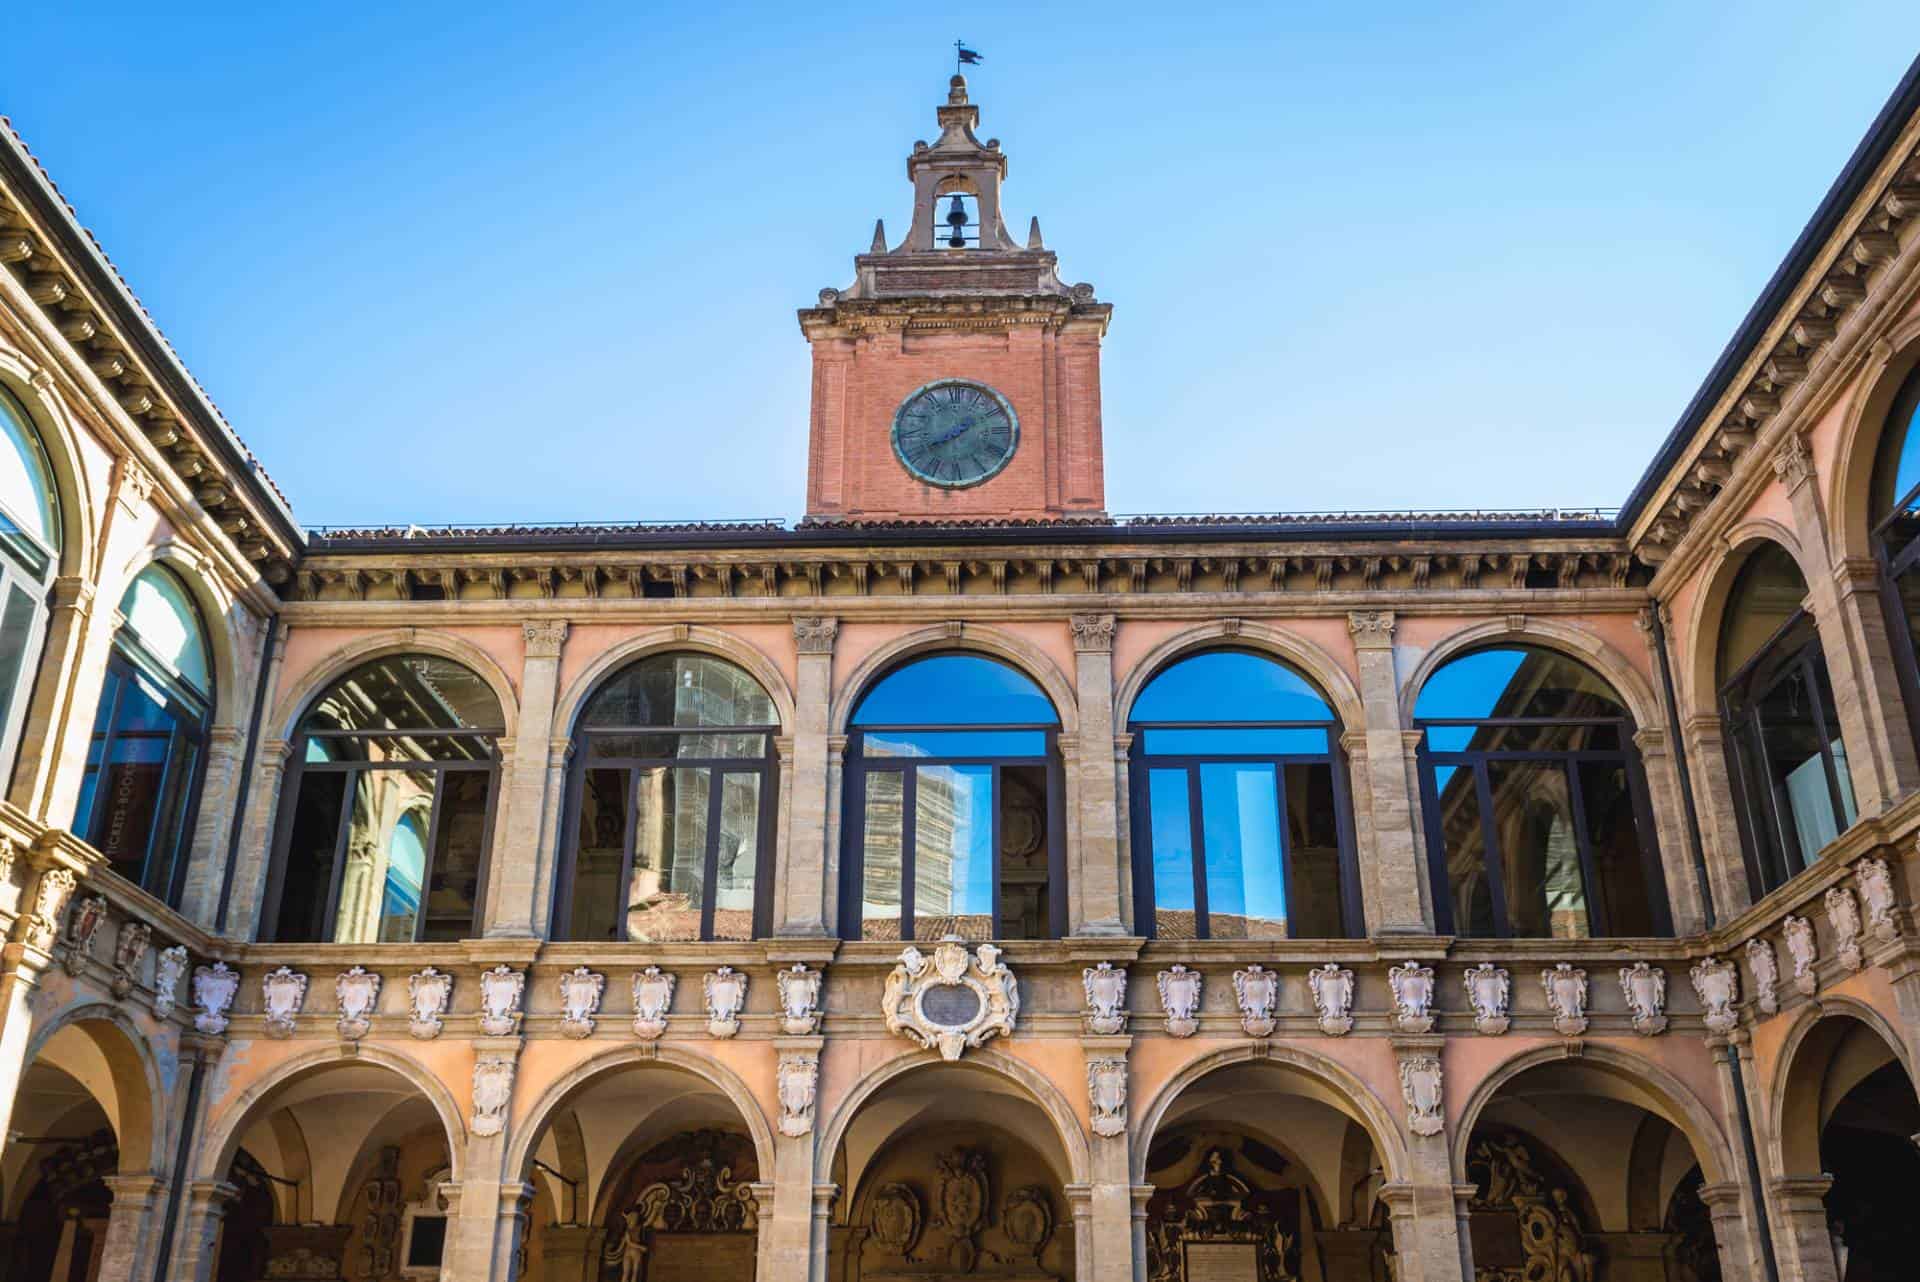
[891,379,1020,489]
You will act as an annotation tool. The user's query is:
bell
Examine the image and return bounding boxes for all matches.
[945,194,968,247]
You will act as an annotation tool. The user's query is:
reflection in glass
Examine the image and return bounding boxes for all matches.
[1432,765,1496,937]
[274,772,348,943]
[1199,763,1285,939]
[913,764,994,940]
[332,767,436,944]
[0,389,57,791]
[852,653,1055,726]
[627,767,709,943]
[713,773,761,941]
[1484,760,1588,940]
[567,768,628,942]
[861,772,905,940]
[1148,770,1196,939]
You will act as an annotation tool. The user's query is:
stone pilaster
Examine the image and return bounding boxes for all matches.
[1769,1175,1840,1282]
[1698,1182,1763,1282]
[1079,1032,1134,1278]
[1128,1184,1155,1282]
[481,621,569,937]
[7,576,97,821]
[1383,1034,1471,1282]
[0,845,83,1144]
[778,617,837,936]
[444,1034,525,1281]
[1831,555,1920,796]
[1070,614,1126,934]
[1773,434,1913,815]
[808,1184,838,1282]
[768,1034,820,1278]
[1630,725,1705,933]
[1877,941,1920,1064]
[1349,612,1430,931]
[1680,715,1755,917]
[175,726,249,927]
[96,1172,166,1282]
[170,1180,240,1282]
[1703,1033,1769,1282]
[227,738,292,940]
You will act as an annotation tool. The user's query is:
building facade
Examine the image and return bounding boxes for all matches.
[3,61,1920,1282]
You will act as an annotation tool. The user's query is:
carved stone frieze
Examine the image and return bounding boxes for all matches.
[1690,956,1740,1035]
[193,961,238,1035]
[1825,885,1865,972]
[881,938,1017,1060]
[472,1054,516,1137]
[63,894,108,976]
[479,964,526,1036]
[1618,962,1668,1036]
[776,963,822,1035]
[1308,963,1354,1036]
[153,944,188,1021]
[1156,964,1203,1038]
[1232,964,1278,1038]
[1087,1056,1128,1138]
[1399,1054,1444,1137]
[558,966,605,1038]
[1082,961,1128,1035]
[335,967,381,1040]
[1463,963,1511,1035]
[633,966,677,1039]
[777,1051,819,1137]
[262,966,308,1038]
[110,921,150,999]
[704,966,748,1039]
[1747,937,1780,1015]
[1784,915,1818,995]
[408,967,453,1039]
[1388,960,1435,1033]
[1541,963,1589,1036]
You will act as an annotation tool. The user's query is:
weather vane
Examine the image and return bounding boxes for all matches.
[954,40,983,72]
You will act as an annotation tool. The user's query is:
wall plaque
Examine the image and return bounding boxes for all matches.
[1184,1241,1259,1282]
[649,1232,756,1281]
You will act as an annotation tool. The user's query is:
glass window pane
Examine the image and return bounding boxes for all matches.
[1430,761,1496,936]
[1751,662,1854,864]
[1415,646,1629,722]
[272,771,347,942]
[1579,762,1655,937]
[1140,727,1328,755]
[421,771,491,941]
[627,766,710,943]
[1282,762,1346,938]
[139,734,198,905]
[581,654,775,729]
[1148,768,1196,940]
[304,655,503,734]
[913,764,994,941]
[1419,722,1621,754]
[997,764,1050,940]
[1198,762,1286,940]
[586,731,765,760]
[1484,760,1590,940]
[852,654,1057,726]
[332,769,437,943]
[0,387,58,551]
[566,768,627,941]
[304,733,495,764]
[712,772,762,941]
[0,583,39,741]
[861,771,905,940]
[80,673,182,884]
[1133,650,1336,723]
[1718,545,1809,683]
[117,566,210,697]
[863,729,1047,758]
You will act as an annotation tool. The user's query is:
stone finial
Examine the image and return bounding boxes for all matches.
[871,219,888,252]
[1027,216,1043,249]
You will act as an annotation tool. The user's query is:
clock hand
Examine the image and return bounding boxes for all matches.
[932,417,976,445]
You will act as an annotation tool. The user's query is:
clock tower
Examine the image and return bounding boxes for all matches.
[800,76,1112,522]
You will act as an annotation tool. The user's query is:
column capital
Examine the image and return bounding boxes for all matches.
[101,1172,166,1201]
[1070,613,1116,653]
[793,616,840,655]
[1348,610,1396,648]
[522,620,570,659]
[187,1179,242,1212]
[811,1183,840,1214]
[1772,432,1816,491]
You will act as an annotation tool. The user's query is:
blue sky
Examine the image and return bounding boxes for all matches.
[4,4,1917,526]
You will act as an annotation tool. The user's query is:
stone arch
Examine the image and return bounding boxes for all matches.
[504,1044,777,1185]
[267,627,520,741]
[829,623,1079,737]
[551,624,797,737]
[1397,616,1663,733]
[1769,996,1917,1175]
[1679,526,1819,718]
[816,1047,1092,1186]
[1451,1042,1735,1187]
[1113,619,1367,732]
[0,344,98,578]
[1128,1042,1407,1186]
[1831,318,1920,564]
[20,1001,168,1176]
[108,540,250,725]
[193,1045,468,1184]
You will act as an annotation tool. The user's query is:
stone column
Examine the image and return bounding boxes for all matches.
[6,576,96,821]
[1769,1175,1841,1282]
[170,1181,240,1282]
[1079,1032,1134,1278]
[1679,715,1755,917]
[1349,612,1431,932]
[1877,941,1920,1064]
[1832,555,1920,792]
[1698,1182,1763,1282]
[1383,1035,1471,1282]
[175,726,248,928]
[1129,1184,1155,1282]
[225,738,291,940]
[484,621,569,938]
[779,618,837,937]
[1773,434,1918,814]
[96,1172,165,1282]
[1703,1032,1770,1282]
[808,1185,838,1282]
[767,1035,821,1279]
[1069,615,1126,935]
[0,848,80,1143]
[1630,725,1707,934]
[444,1035,524,1280]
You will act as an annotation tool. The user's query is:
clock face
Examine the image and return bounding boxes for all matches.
[891,380,1019,489]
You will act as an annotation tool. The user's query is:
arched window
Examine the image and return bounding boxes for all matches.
[264,654,503,942]
[843,653,1063,941]
[1126,650,1359,939]
[1415,646,1670,938]
[1719,544,1858,894]
[555,653,777,942]
[73,565,212,902]
[0,385,60,778]
[1870,365,1920,752]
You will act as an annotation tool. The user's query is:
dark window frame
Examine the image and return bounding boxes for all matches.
[1869,363,1920,759]
[0,385,60,791]
[1415,657,1673,940]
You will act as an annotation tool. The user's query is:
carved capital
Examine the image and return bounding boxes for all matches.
[1771,433,1815,491]
[1347,610,1395,648]
[1069,613,1115,653]
[793,616,840,655]
[522,620,569,659]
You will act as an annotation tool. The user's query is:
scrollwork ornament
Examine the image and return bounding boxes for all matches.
[152,944,188,1021]
[776,963,822,1035]
[1784,915,1819,996]
[1087,1057,1128,1138]
[869,1183,922,1256]
[777,1052,818,1137]
[1308,963,1354,1036]
[25,867,75,952]
[1541,963,1589,1036]
[880,938,1017,1060]
[1747,937,1780,1015]
[1858,856,1901,942]
[1082,961,1128,1035]
[1690,956,1740,1035]
[111,921,151,999]
[1069,613,1115,652]
[1156,965,1203,1037]
[408,967,453,1039]
[262,966,308,1038]
[1388,960,1435,1033]
[1399,1054,1444,1137]
[1232,965,1279,1037]
[192,961,238,1035]
[632,966,676,1040]
[558,966,606,1039]
[63,894,108,976]
[1825,886,1865,972]
[1463,963,1511,1036]
[478,964,526,1036]
[704,966,748,1039]
[1618,962,1668,1036]
[335,966,381,1040]
[472,1055,515,1137]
